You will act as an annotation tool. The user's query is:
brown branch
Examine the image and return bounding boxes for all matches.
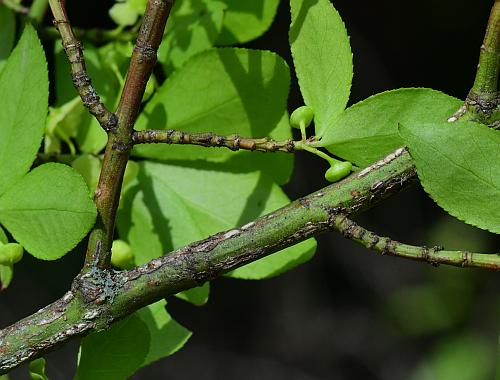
[132,129,297,152]
[48,0,117,132]
[85,0,174,270]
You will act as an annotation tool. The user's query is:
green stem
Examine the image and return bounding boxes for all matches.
[451,0,500,124]
[333,215,499,269]
[471,0,500,98]
[295,141,339,164]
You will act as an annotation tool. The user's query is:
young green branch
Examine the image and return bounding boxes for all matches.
[48,0,118,132]
[332,215,500,270]
[450,0,500,124]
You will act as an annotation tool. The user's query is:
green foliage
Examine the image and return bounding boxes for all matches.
[117,161,316,281]
[0,5,15,73]
[0,164,97,260]
[409,333,496,380]
[400,121,500,234]
[76,301,191,380]
[133,48,292,178]
[71,154,102,195]
[216,0,281,45]
[290,0,353,137]
[29,358,49,380]
[1,0,498,377]
[0,25,48,195]
[109,0,146,26]
[320,88,463,166]
[53,43,117,153]
[158,0,226,72]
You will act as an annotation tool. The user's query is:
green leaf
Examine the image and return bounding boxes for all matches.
[410,333,496,380]
[0,25,48,196]
[29,358,49,380]
[175,284,210,306]
[76,301,191,380]
[109,2,139,26]
[400,121,500,234]
[71,154,102,195]
[321,88,462,167]
[0,5,15,73]
[290,0,353,137]
[0,163,97,260]
[133,48,293,184]
[137,301,191,366]
[117,161,316,280]
[216,0,280,45]
[158,0,226,72]
[45,97,85,154]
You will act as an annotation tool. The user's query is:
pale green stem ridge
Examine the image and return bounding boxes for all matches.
[333,215,500,270]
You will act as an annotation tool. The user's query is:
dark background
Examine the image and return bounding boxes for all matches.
[1,0,499,379]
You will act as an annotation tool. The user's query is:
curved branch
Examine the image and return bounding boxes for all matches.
[332,215,500,270]
[0,147,416,374]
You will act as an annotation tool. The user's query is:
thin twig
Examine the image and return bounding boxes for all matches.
[48,0,118,132]
[332,215,500,270]
[132,129,297,152]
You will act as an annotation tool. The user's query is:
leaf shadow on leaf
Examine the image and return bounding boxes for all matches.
[217,48,286,138]
[235,172,272,226]
[138,169,175,253]
[143,102,168,133]
[289,0,319,45]
[161,0,222,73]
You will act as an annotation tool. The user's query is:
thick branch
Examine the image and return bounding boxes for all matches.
[0,147,417,374]
[332,215,500,270]
[48,0,117,132]
[132,129,297,152]
[85,0,174,270]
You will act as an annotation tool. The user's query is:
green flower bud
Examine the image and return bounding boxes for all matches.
[290,106,314,130]
[325,161,352,183]
[0,243,24,265]
[111,240,134,269]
